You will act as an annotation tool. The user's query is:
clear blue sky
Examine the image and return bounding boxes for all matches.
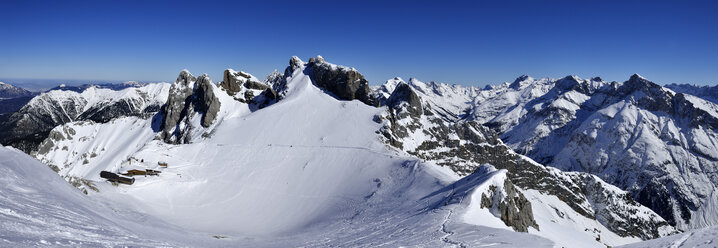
[1,0,717,87]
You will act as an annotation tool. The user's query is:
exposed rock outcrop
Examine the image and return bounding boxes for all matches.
[160,70,221,144]
[307,55,376,106]
[220,69,271,103]
[387,82,422,118]
[196,75,221,127]
[480,177,539,232]
[263,70,283,86]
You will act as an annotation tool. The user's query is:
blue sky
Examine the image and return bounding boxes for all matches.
[1,0,717,87]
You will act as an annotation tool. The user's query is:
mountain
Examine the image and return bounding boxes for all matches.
[28,56,678,247]
[665,83,718,105]
[376,74,718,230]
[376,78,676,240]
[0,81,33,99]
[0,83,169,153]
[47,81,149,93]
[0,95,35,115]
[0,82,35,116]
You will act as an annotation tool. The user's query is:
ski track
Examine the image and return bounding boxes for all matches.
[669,232,693,248]
[438,184,468,248]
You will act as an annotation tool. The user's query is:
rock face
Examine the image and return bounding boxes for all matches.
[219,69,278,110]
[387,82,422,118]
[306,56,376,106]
[160,70,196,143]
[160,71,221,144]
[376,80,677,240]
[196,75,221,127]
[479,176,539,232]
[270,56,376,107]
[0,84,169,153]
[220,69,271,103]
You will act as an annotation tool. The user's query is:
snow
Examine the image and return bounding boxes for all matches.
[0,146,201,247]
[684,94,718,118]
[461,166,514,230]
[28,64,560,246]
[18,64,708,246]
[378,73,718,230]
[523,189,642,247]
[620,225,718,248]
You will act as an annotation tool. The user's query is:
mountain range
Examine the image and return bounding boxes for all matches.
[1,56,717,247]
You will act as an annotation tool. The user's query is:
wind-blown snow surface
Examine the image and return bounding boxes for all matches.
[0,146,199,247]
[620,225,718,248]
[32,66,561,246]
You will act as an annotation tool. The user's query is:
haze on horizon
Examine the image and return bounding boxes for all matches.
[1,0,717,88]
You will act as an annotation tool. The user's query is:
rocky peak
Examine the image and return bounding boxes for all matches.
[195,74,221,127]
[304,55,376,106]
[176,69,196,85]
[510,75,533,89]
[619,74,674,113]
[554,75,595,94]
[273,56,305,99]
[263,70,283,86]
[555,75,581,90]
[479,175,539,233]
[285,56,304,77]
[387,82,422,118]
[623,73,662,93]
[220,69,271,103]
[160,70,221,144]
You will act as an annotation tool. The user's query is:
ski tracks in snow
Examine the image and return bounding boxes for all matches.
[438,184,468,248]
[669,231,693,248]
[439,208,467,248]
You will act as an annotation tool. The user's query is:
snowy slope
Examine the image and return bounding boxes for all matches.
[0,146,204,247]
[620,225,718,248]
[32,60,563,247]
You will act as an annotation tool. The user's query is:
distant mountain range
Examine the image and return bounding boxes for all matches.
[0,81,33,98]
